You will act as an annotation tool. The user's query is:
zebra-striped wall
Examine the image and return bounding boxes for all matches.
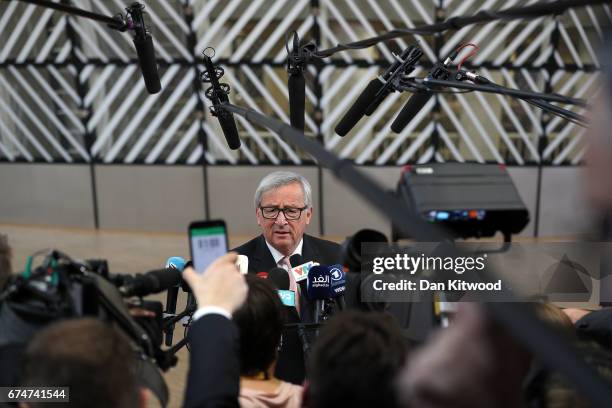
[0,0,606,166]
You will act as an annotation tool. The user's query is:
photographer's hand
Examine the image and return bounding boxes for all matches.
[128,307,156,318]
[182,252,248,316]
[182,252,245,408]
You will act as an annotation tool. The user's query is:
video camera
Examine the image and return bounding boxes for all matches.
[0,249,185,407]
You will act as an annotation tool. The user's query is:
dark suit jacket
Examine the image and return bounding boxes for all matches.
[233,234,343,384]
[233,233,345,324]
[232,234,361,312]
[233,233,343,275]
[184,314,240,408]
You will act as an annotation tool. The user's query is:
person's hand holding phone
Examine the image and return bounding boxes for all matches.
[182,252,248,315]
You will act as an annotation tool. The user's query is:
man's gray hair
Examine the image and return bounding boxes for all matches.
[254,171,313,208]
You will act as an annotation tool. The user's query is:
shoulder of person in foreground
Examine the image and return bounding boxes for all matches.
[182,253,248,408]
[239,381,303,408]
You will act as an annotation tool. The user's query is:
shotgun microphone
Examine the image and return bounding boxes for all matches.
[201,49,241,150]
[391,49,458,133]
[127,3,161,94]
[287,32,306,132]
[335,45,423,136]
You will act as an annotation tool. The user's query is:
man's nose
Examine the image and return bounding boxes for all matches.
[274,211,288,225]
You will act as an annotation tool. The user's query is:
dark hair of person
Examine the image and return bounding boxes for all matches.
[21,318,140,408]
[532,303,575,336]
[0,234,12,291]
[233,274,286,376]
[525,336,612,408]
[308,311,409,408]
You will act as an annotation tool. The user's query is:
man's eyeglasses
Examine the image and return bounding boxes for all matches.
[259,206,307,220]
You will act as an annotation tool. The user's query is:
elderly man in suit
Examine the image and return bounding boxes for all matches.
[234,171,343,385]
[234,171,342,273]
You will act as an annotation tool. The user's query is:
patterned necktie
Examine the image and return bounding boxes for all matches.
[280,256,300,314]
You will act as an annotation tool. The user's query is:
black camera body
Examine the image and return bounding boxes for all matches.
[0,250,171,406]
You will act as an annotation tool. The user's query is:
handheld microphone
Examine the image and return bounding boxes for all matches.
[164,256,185,346]
[314,264,347,308]
[287,32,306,132]
[201,49,241,150]
[236,254,249,275]
[290,261,317,283]
[165,256,186,271]
[327,264,347,310]
[289,255,319,312]
[268,267,297,309]
[390,49,458,133]
[289,254,304,268]
[269,267,290,290]
[278,290,296,308]
[119,268,182,298]
[289,254,319,283]
[127,3,161,94]
[271,264,310,374]
[335,45,423,136]
[306,265,347,322]
[164,256,186,305]
[306,265,333,323]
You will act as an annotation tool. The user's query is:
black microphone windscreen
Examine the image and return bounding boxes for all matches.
[288,73,305,131]
[289,254,304,267]
[218,93,241,150]
[268,267,290,290]
[150,268,182,290]
[133,34,161,94]
[391,91,432,133]
[122,268,181,297]
[335,79,384,136]
[363,87,390,116]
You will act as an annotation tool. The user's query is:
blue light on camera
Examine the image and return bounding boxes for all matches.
[436,211,449,220]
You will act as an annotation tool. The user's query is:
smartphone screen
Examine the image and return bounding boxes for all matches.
[189,221,228,274]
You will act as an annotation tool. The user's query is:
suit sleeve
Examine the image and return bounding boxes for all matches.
[183,314,240,408]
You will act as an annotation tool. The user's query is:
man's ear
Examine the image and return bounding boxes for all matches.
[305,207,313,224]
[256,208,262,227]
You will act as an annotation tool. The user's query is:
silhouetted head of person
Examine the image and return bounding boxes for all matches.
[233,274,286,377]
[308,311,408,408]
[20,318,145,408]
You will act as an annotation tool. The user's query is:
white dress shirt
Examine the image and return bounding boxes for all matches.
[265,238,304,270]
